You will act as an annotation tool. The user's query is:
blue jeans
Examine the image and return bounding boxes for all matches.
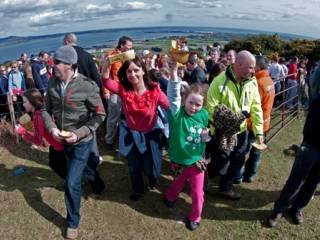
[218,131,248,192]
[234,131,262,182]
[64,139,93,228]
[273,143,320,214]
[286,80,298,109]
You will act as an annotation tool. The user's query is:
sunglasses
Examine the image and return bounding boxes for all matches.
[12,66,17,69]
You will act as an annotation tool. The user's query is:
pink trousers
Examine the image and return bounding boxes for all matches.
[165,165,205,222]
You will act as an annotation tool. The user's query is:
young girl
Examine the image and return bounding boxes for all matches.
[16,88,67,179]
[101,56,169,201]
[16,88,105,194]
[163,59,209,231]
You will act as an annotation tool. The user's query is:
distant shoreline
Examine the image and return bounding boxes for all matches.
[0,26,313,63]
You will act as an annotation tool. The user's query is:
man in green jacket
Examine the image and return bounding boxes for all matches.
[206,50,263,200]
[42,45,106,239]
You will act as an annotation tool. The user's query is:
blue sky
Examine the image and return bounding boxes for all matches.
[1,0,320,38]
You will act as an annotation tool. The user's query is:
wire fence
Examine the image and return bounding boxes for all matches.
[265,75,305,143]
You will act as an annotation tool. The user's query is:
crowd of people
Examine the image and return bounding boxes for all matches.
[0,33,319,239]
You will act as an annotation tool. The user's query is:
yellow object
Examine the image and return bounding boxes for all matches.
[170,40,189,64]
[108,50,136,64]
[19,113,33,132]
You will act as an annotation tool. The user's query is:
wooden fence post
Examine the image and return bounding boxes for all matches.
[6,93,18,142]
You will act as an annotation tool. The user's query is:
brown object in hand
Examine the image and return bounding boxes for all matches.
[19,113,33,131]
[108,50,135,64]
[252,142,267,151]
[59,130,72,138]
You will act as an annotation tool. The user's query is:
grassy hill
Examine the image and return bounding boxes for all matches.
[0,116,319,240]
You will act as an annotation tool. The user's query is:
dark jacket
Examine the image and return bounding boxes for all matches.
[188,66,206,85]
[42,72,106,143]
[31,59,48,92]
[0,74,8,94]
[303,96,320,150]
[73,46,102,88]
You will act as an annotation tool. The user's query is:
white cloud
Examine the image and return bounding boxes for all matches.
[29,10,65,24]
[125,1,162,9]
[86,3,113,12]
[177,0,223,8]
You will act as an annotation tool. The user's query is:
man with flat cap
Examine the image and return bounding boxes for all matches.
[42,45,106,239]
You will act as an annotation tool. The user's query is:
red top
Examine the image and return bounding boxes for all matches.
[103,77,169,132]
[19,110,64,151]
[288,63,298,80]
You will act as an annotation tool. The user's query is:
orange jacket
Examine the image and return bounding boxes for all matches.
[248,69,275,132]
[102,48,124,95]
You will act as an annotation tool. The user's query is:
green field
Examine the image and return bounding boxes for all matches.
[1,116,319,240]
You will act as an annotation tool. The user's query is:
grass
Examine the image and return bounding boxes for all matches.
[1,116,320,240]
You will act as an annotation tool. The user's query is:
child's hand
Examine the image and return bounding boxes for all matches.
[167,55,178,81]
[201,128,211,142]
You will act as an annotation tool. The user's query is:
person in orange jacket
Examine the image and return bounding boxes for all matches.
[234,55,275,183]
[102,36,133,151]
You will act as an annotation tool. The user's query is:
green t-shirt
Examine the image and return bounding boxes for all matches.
[168,107,209,166]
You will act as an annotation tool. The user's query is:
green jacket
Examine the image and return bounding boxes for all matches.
[42,72,106,143]
[205,65,263,136]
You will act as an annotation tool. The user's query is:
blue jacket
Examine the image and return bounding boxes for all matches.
[31,59,48,92]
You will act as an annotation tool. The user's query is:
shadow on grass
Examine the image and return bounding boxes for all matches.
[0,133,49,167]
[204,185,278,222]
[89,151,280,224]
[0,163,66,235]
[90,154,195,222]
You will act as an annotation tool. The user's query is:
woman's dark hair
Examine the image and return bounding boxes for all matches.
[148,69,161,83]
[118,56,155,91]
[117,36,133,49]
[23,88,44,110]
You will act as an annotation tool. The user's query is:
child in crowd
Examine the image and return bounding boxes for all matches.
[16,88,67,179]
[16,88,105,193]
[101,56,169,201]
[163,58,209,231]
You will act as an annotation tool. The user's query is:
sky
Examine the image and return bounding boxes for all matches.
[1,0,320,38]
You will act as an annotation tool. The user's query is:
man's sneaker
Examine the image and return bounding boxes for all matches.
[219,189,241,200]
[186,219,200,231]
[233,178,242,184]
[291,210,304,225]
[66,227,78,239]
[98,156,104,165]
[267,212,283,228]
[163,197,175,208]
[242,177,254,183]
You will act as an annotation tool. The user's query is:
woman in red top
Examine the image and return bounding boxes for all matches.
[17,88,67,179]
[102,56,169,201]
